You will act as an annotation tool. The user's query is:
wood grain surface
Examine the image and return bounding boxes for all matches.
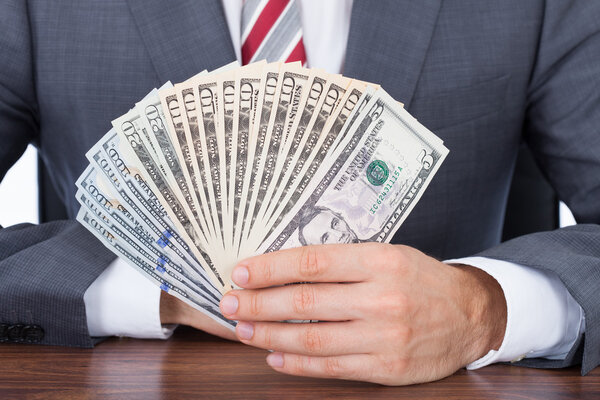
[0,326,597,399]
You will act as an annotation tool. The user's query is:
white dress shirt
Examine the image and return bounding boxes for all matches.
[84,0,585,369]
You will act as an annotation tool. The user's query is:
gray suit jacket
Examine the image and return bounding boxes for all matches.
[1,0,598,374]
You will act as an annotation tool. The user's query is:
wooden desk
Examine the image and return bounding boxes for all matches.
[0,326,598,399]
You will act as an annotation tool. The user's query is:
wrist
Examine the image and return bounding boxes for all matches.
[160,291,189,325]
[159,292,238,341]
[453,264,507,363]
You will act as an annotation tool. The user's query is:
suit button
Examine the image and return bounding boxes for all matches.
[7,324,24,342]
[0,324,8,342]
[22,325,45,343]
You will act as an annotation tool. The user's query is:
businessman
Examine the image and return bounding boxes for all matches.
[0,0,598,385]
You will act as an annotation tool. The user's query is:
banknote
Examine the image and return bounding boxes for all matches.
[174,82,219,246]
[253,72,328,230]
[77,208,233,329]
[252,65,311,225]
[256,76,351,239]
[236,64,312,255]
[229,62,265,257]
[76,165,221,302]
[76,61,448,327]
[236,63,281,255]
[258,88,448,253]
[248,80,367,252]
[85,134,218,291]
[194,77,228,254]
[136,88,210,247]
[158,77,217,249]
[93,128,226,291]
[219,76,236,251]
[77,187,220,307]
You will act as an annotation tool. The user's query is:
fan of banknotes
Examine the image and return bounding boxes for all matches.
[75,60,449,330]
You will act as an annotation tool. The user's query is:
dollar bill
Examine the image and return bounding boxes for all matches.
[247,80,366,253]
[158,78,218,249]
[76,165,221,302]
[194,77,227,254]
[85,134,216,288]
[236,63,281,257]
[239,63,309,253]
[93,127,226,291]
[77,208,234,329]
[76,61,449,328]
[136,88,213,250]
[253,72,326,229]
[76,187,220,307]
[256,76,351,236]
[219,76,236,253]
[229,62,265,257]
[175,82,220,245]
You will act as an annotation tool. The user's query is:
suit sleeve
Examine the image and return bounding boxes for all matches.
[476,1,600,375]
[0,0,115,347]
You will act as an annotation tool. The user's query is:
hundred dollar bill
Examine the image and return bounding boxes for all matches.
[85,136,218,290]
[172,82,219,245]
[228,62,265,256]
[76,208,190,300]
[159,63,239,254]
[258,88,449,253]
[87,135,173,237]
[76,60,450,329]
[136,89,214,253]
[219,76,236,252]
[240,63,308,250]
[76,187,220,307]
[131,87,170,178]
[159,71,223,248]
[257,75,350,233]
[112,108,192,239]
[245,80,366,253]
[253,71,326,228]
[76,166,221,302]
[95,127,226,291]
[77,208,234,330]
[236,62,281,255]
[194,76,227,254]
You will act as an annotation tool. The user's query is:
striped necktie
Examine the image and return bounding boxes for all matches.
[241,0,307,66]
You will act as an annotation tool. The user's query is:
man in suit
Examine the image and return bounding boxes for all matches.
[0,0,598,385]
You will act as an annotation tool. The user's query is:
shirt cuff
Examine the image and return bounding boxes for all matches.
[83,257,177,339]
[445,256,585,370]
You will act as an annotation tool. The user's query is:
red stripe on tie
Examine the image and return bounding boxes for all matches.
[241,0,290,65]
[285,38,307,65]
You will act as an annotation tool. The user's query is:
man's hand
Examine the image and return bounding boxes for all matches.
[218,243,507,385]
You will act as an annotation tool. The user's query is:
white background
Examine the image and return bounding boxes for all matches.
[0,145,39,226]
[0,148,577,228]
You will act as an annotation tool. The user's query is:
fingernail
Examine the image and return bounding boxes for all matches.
[267,352,284,368]
[220,295,239,315]
[232,265,249,286]
[236,321,254,340]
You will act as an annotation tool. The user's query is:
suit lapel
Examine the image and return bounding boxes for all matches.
[344,0,442,109]
[126,0,237,83]
[126,0,440,103]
